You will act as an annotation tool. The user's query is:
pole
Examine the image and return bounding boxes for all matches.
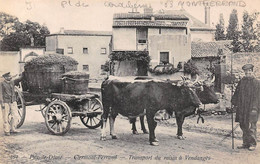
[231,52,234,149]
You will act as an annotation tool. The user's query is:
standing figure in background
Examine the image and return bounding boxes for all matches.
[0,72,22,136]
[231,64,260,151]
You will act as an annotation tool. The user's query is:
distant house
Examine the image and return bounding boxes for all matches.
[45,29,112,78]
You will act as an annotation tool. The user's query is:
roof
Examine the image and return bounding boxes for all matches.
[49,30,112,36]
[191,40,232,58]
[113,13,189,20]
[113,12,189,28]
[162,10,216,31]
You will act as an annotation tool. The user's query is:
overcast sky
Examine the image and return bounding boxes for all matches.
[0,0,259,33]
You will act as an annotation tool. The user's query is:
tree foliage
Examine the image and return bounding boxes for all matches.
[215,13,226,40]
[0,12,19,39]
[241,11,258,52]
[226,9,239,40]
[0,12,50,51]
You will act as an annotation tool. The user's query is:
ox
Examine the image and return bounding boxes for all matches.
[100,76,202,146]
[131,75,219,137]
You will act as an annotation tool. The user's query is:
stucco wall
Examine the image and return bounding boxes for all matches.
[148,34,191,68]
[46,35,57,51]
[47,35,111,79]
[190,30,215,42]
[0,51,20,76]
[113,28,136,51]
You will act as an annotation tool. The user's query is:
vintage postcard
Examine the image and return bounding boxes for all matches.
[0,0,260,163]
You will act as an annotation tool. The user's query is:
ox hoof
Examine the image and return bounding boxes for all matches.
[150,141,159,146]
[111,135,118,139]
[177,136,185,140]
[132,130,139,135]
[143,129,149,134]
[100,136,106,141]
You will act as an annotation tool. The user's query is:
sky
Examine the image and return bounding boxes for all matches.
[0,0,259,33]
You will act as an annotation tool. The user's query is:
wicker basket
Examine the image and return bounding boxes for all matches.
[22,54,78,94]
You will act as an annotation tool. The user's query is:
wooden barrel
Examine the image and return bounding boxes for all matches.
[61,71,90,95]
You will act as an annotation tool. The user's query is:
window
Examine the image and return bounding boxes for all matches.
[83,65,89,71]
[83,48,88,54]
[68,47,73,54]
[101,48,106,54]
[160,52,169,64]
[137,27,148,44]
[56,48,64,54]
[138,40,147,44]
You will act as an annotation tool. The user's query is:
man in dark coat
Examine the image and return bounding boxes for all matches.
[232,64,260,151]
[0,72,22,136]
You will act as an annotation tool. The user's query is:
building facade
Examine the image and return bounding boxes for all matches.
[46,30,112,79]
[112,12,191,69]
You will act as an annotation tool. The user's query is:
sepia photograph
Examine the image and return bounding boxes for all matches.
[0,0,260,163]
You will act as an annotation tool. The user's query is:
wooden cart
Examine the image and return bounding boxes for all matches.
[14,87,103,135]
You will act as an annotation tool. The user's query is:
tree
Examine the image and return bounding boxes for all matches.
[226,9,239,40]
[0,33,30,51]
[215,13,226,40]
[0,12,19,39]
[0,14,50,51]
[241,11,258,52]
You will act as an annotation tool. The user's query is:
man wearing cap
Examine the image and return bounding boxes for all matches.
[0,72,23,136]
[232,64,260,151]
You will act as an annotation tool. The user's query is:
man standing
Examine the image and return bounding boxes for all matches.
[0,72,22,136]
[232,64,260,151]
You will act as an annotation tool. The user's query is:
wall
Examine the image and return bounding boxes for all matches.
[192,57,220,79]
[0,51,20,76]
[19,48,45,72]
[113,28,136,51]
[148,33,191,68]
[46,35,57,51]
[225,52,260,79]
[190,30,215,42]
[55,35,111,79]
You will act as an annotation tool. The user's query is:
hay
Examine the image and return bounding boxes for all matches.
[62,71,89,76]
[25,53,78,68]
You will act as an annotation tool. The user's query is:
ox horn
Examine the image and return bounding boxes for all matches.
[210,75,215,83]
[191,74,199,85]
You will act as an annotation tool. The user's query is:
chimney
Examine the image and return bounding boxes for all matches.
[205,6,210,26]
[144,6,153,15]
[60,27,65,34]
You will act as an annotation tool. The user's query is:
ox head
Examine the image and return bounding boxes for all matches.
[180,74,219,104]
[179,85,202,108]
[194,75,219,104]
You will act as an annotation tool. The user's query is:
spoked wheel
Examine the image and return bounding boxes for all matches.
[15,87,26,128]
[80,98,103,129]
[45,100,72,135]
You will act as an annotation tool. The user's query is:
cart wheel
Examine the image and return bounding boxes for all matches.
[15,87,26,128]
[80,98,103,129]
[45,100,72,135]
